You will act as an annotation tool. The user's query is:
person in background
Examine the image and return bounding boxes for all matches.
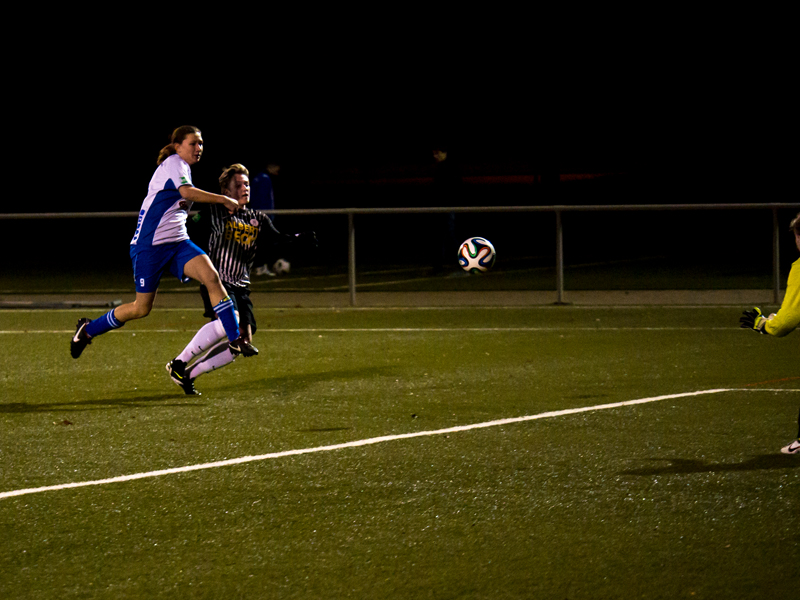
[70,126,250,365]
[740,211,800,454]
[250,162,286,276]
[429,147,460,274]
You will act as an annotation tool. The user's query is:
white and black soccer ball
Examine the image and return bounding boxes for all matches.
[457,237,496,273]
[272,258,291,275]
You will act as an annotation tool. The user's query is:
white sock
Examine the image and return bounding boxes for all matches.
[177,320,226,364]
[186,339,237,379]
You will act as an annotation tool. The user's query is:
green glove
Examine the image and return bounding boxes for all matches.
[739,307,769,334]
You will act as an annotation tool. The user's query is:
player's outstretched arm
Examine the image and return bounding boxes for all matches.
[180,186,239,213]
[740,307,769,334]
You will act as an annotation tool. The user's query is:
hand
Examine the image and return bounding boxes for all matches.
[739,307,769,334]
[297,231,318,249]
[283,231,318,249]
[221,195,239,214]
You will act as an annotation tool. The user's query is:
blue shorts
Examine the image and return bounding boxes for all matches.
[130,240,205,293]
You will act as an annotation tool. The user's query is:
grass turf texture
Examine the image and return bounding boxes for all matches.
[1,307,798,599]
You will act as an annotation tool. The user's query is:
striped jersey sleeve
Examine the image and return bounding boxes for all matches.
[207,205,280,287]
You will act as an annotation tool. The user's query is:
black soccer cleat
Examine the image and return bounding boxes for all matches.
[165,359,201,396]
[179,376,199,396]
[229,337,259,357]
[70,318,92,359]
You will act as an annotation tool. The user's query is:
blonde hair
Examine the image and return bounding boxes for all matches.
[791,212,800,234]
[219,163,250,193]
[157,126,202,165]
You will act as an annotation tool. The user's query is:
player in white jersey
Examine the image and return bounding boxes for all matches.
[70,126,252,363]
[166,163,315,395]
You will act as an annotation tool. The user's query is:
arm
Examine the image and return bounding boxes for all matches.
[252,211,317,264]
[180,186,239,213]
[255,211,281,237]
[765,260,800,337]
[254,211,315,245]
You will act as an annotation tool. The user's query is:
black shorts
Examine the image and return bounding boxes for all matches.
[200,284,257,335]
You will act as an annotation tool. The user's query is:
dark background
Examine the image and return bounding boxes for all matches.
[5,35,795,280]
[29,77,781,216]
[45,89,643,214]
[11,32,786,215]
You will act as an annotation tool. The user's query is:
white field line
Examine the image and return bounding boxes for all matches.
[6,387,796,501]
[0,327,737,335]
[4,306,759,313]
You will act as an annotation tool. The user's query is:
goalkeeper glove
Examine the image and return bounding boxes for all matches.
[739,307,769,334]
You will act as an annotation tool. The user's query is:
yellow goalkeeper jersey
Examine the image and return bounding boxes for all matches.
[766,258,800,337]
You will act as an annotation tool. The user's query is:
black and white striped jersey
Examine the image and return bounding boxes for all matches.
[206,204,281,288]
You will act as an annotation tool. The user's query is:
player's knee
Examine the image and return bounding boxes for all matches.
[132,301,153,319]
[201,264,223,289]
[206,275,226,300]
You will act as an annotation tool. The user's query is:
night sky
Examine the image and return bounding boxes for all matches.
[39,90,640,215]
[18,48,776,215]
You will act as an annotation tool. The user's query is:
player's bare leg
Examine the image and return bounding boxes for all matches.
[183,255,227,305]
[71,292,156,358]
[114,292,157,322]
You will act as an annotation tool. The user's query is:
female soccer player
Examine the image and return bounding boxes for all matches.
[70,126,251,362]
[165,162,314,395]
[740,212,800,454]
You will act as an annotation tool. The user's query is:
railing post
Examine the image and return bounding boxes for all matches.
[555,209,565,304]
[348,211,357,306]
[772,207,780,305]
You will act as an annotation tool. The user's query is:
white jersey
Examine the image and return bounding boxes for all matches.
[131,154,194,246]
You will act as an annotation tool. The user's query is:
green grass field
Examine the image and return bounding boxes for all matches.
[1,305,798,599]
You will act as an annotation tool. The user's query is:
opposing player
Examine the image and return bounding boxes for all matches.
[165,163,315,395]
[740,212,800,455]
[70,126,251,362]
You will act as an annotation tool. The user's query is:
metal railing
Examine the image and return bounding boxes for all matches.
[2,203,798,306]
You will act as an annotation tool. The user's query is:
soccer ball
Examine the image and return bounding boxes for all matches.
[458,237,496,273]
[272,258,291,275]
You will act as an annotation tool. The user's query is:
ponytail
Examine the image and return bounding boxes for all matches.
[156,144,176,165]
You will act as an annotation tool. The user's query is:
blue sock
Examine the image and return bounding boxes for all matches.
[85,309,124,338]
[213,297,240,342]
